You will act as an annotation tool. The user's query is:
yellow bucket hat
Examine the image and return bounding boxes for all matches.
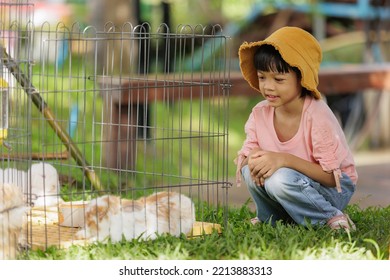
[238,26,322,99]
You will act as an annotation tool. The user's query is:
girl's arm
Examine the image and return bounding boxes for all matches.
[249,150,336,188]
[284,153,336,187]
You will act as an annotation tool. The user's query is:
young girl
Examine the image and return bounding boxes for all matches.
[235,26,358,230]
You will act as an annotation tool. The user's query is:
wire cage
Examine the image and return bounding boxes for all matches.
[1,1,231,257]
[0,1,34,166]
[0,0,34,259]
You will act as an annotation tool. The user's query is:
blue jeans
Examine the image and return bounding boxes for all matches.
[241,165,356,226]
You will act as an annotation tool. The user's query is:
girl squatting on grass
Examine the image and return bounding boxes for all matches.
[235,27,358,230]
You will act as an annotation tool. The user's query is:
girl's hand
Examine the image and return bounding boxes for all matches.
[247,148,264,186]
[248,150,287,181]
[253,175,265,187]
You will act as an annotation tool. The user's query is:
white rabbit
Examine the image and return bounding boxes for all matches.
[76,191,195,243]
[28,162,63,207]
[0,182,29,260]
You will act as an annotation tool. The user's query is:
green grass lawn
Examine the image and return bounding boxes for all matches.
[20,203,390,260]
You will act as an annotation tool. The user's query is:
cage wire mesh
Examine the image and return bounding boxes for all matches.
[0,2,33,167]
[1,1,231,255]
[0,0,34,259]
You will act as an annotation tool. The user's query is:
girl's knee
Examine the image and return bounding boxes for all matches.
[264,167,297,197]
[266,167,295,185]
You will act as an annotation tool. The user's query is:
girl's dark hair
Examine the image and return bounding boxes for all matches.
[254,44,310,97]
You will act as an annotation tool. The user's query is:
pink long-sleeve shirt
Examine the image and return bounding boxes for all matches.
[235,97,358,192]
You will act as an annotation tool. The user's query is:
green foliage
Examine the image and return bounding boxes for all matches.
[20,204,390,260]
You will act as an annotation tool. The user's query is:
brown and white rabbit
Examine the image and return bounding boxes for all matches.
[76,191,195,243]
[0,182,29,260]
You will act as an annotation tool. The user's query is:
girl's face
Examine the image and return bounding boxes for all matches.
[257,70,303,108]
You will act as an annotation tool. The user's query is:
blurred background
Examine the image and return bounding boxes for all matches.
[24,0,390,208]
